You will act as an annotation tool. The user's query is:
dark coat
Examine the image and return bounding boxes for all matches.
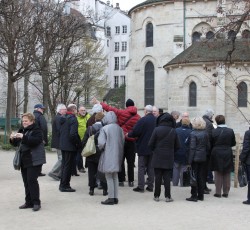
[51,113,61,149]
[240,129,250,166]
[128,113,156,156]
[202,115,214,141]
[148,113,180,169]
[210,126,236,172]
[33,110,48,146]
[188,129,210,164]
[175,125,192,164]
[59,113,81,152]
[10,123,46,168]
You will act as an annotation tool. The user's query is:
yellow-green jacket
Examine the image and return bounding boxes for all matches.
[77,113,91,140]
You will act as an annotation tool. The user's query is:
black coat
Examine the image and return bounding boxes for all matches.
[148,113,180,169]
[188,129,210,164]
[51,113,61,149]
[210,126,236,172]
[128,113,156,156]
[59,113,81,152]
[10,123,46,168]
[240,129,250,166]
[33,110,48,146]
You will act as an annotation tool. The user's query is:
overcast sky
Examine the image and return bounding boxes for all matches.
[116,0,145,11]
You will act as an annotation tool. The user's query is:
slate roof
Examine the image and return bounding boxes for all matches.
[128,0,171,15]
[163,39,250,68]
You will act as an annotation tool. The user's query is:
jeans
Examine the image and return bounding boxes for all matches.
[138,155,154,189]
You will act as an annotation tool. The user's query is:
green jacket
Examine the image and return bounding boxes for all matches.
[77,113,91,140]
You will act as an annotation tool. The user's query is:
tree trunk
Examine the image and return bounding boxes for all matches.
[23,75,29,113]
[5,79,14,135]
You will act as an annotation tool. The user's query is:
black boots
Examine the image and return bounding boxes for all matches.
[101,198,119,205]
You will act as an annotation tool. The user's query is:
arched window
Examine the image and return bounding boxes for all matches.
[242,30,250,39]
[146,23,153,47]
[192,32,201,43]
[145,61,154,105]
[228,30,236,40]
[238,82,248,107]
[206,31,214,39]
[189,82,197,107]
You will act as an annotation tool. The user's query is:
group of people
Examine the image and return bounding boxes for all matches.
[10,99,250,211]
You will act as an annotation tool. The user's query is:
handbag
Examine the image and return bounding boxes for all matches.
[82,127,96,157]
[238,163,248,187]
[189,167,197,187]
[13,146,21,170]
[182,169,191,187]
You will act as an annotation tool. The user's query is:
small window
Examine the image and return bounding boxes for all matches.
[114,76,119,88]
[122,25,127,34]
[114,57,119,70]
[206,31,214,39]
[106,27,111,36]
[115,26,120,34]
[228,30,236,40]
[121,42,127,51]
[238,82,248,107]
[189,82,197,107]
[107,40,109,47]
[114,42,119,52]
[144,61,154,105]
[192,32,201,43]
[146,23,153,47]
[242,30,250,39]
[120,75,125,85]
[121,56,126,70]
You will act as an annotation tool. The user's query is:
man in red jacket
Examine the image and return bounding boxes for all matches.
[92,98,140,187]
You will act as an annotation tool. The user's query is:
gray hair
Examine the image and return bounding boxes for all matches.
[204,109,214,119]
[171,111,180,117]
[192,117,206,130]
[56,104,66,113]
[145,105,153,113]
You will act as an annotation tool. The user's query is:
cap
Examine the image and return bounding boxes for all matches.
[34,104,45,109]
[125,99,134,107]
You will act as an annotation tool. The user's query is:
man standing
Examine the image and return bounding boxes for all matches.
[74,106,91,174]
[59,104,81,192]
[33,103,48,176]
[176,112,192,129]
[127,105,156,192]
[48,104,67,181]
[92,98,140,187]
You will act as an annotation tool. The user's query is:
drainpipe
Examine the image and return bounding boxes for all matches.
[183,0,186,50]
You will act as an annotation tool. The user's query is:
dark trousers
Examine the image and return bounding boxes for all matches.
[21,165,42,205]
[154,168,172,198]
[88,161,107,191]
[118,141,136,183]
[246,164,250,201]
[72,149,84,174]
[138,155,154,189]
[60,151,76,189]
[191,162,206,199]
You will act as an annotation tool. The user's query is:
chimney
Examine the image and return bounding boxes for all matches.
[107,0,110,6]
[115,3,120,9]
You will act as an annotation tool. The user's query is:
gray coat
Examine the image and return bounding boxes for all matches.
[98,111,124,173]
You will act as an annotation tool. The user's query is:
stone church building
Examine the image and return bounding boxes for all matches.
[126,0,250,136]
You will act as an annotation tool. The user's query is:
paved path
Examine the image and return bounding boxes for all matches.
[0,150,249,230]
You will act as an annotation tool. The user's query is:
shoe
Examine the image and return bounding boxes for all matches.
[103,190,108,196]
[60,187,76,192]
[197,197,204,201]
[154,197,160,202]
[207,180,215,184]
[72,173,80,176]
[133,187,144,193]
[214,194,221,198]
[114,198,119,204]
[243,200,250,205]
[119,182,124,187]
[128,182,134,187]
[186,197,198,202]
[48,172,60,181]
[204,187,212,192]
[38,173,46,177]
[89,190,94,196]
[166,197,174,202]
[101,198,115,205]
[79,168,86,173]
[32,204,41,212]
[146,187,153,192]
[19,203,33,209]
[222,194,228,198]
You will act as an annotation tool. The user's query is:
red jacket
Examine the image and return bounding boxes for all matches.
[101,102,141,141]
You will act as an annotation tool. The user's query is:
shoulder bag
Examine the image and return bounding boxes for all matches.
[13,145,21,170]
[82,127,96,157]
[238,162,248,187]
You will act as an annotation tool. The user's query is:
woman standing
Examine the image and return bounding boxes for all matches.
[210,115,236,198]
[240,129,250,205]
[186,117,210,202]
[10,113,46,211]
[98,111,124,205]
[148,113,180,202]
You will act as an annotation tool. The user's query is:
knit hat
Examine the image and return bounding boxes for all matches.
[95,112,104,121]
[125,99,134,107]
[92,104,102,113]
[204,109,214,119]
